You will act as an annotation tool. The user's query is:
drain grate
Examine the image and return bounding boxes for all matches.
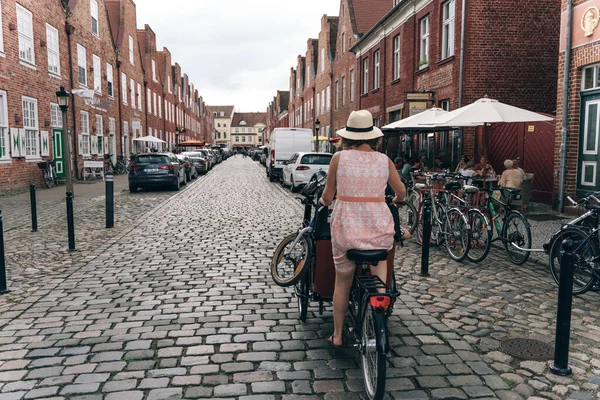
[500,338,554,361]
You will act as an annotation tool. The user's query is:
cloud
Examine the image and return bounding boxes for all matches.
[136,0,340,111]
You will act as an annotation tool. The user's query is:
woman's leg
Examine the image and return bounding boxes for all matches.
[370,260,388,293]
[332,267,354,346]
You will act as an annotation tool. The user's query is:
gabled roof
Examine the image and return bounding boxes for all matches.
[209,106,235,118]
[328,17,339,59]
[231,112,267,127]
[278,91,290,113]
[350,0,392,35]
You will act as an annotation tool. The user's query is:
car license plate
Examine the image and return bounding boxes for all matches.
[145,168,159,173]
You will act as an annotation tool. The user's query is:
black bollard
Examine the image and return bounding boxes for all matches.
[66,191,76,252]
[106,172,114,229]
[30,184,37,232]
[550,239,574,376]
[0,210,7,294]
[420,197,432,277]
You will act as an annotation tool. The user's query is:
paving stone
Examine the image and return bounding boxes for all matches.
[102,379,137,392]
[146,388,183,400]
[292,380,312,394]
[0,392,27,400]
[213,384,247,397]
[184,386,213,398]
[251,381,286,394]
[138,378,170,389]
[233,371,273,383]
[23,386,58,399]
[105,391,144,400]
[415,376,449,389]
[390,391,428,400]
[447,375,483,387]
[462,386,495,398]
[430,388,468,399]
[60,383,101,395]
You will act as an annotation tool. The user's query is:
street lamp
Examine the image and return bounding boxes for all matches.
[56,86,75,251]
[315,119,321,152]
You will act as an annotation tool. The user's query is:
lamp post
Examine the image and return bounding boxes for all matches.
[315,118,321,153]
[56,86,75,251]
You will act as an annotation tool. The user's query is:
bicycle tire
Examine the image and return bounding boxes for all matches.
[466,209,492,263]
[406,191,420,217]
[503,212,532,265]
[296,271,310,321]
[398,201,418,235]
[271,233,312,287]
[42,169,53,188]
[548,226,597,295]
[444,208,471,262]
[416,204,443,246]
[361,301,387,400]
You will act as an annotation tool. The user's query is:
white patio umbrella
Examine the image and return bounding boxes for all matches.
[382,107,449,130]
[419,97,554,156]
[133,135,166,143]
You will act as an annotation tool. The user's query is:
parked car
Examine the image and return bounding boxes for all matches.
[282,152,332,192]
[176,154,198,181]
[260,147,268,166]
[211,150,222,164]
[129,153,185,192]
[196,149,214,169]
[183,152,208,175]
[266,128,313,182]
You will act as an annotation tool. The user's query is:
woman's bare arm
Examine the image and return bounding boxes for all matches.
[388,158,406,201]
[320,152,340,206]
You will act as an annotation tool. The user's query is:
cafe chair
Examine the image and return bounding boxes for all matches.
[509,173,534,212]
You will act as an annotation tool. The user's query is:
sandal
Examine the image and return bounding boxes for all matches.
[326,335,344,349]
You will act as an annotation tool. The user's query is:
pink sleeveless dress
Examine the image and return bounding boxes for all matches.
[330,150,395,272]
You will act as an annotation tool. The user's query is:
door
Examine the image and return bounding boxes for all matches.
[53,129,65,179]
[110,135,117,165]
[577,94,600,196]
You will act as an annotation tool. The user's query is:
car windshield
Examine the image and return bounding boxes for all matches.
[185,153,203,158]
[300,154,332,165]
[135,155,170,164]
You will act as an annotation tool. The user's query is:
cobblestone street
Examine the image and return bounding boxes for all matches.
[0,156,598,400]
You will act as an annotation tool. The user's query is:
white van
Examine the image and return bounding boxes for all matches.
[266,128,314,182]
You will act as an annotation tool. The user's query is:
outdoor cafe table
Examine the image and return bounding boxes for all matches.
[472,177,499,189]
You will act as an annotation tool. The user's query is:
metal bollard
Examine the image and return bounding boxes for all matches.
[550,239,574,376]
[420,198,432,277]
[0,210,7,294]
[66,191,76,252]
[106,172,114,229]
[30,184,37,232]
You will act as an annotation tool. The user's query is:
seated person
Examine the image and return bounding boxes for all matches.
[513,159,525,179]
[495,159,522,199]
[402,159,423,182]
[474,156,496,177]
[455,155,470,172]
[460,161,476,185]
[434,157,448,171]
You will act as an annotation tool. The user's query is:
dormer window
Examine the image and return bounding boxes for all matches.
[240,120,247,126]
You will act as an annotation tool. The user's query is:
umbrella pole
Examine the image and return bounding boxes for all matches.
[483,123,489,159]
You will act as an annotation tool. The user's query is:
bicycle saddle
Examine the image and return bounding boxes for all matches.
[444,181,462,192]
[415,183,428,190]
[585,203,600,211]
[463,185,479,194]
[347,249,388,263]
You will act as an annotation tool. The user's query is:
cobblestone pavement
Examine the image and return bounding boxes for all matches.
[0,156,598,400]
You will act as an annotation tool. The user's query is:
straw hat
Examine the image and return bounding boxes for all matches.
[336,110,383,140]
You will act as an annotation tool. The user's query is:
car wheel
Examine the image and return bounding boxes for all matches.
[173,178,180,191]
[129,185,138,193]
[186,171,191,182]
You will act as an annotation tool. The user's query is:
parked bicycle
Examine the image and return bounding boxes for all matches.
[271,171,407,400]
[37,160,57,188]
[544,192,600,294]
[415,173,472,262]
[107,155,129,175]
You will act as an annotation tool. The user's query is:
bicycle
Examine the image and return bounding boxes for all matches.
[271,171,405,400]
[80,165,104,181]
[415,174,472,262]
[37,160,57,188]
[544,192,600,294]
[477,184,532,265]
[107,155,129,175]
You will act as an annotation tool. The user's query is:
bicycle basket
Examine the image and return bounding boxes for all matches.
[37,161,48,169]
[301,170,327,197]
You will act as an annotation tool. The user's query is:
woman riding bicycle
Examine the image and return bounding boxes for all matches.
[319,110,406,348]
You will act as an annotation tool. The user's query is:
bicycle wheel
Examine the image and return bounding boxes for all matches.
[406,191,420,217]
[503,212,532,265]
[42,169,54,188]
[416,205,442,246]
[296,271,310,321]
[443,208,471,262]
[361,301,387,400]
[271,233,312,287]
[467,209,492,263]
[398,201,418,235]
[549,226,597,295]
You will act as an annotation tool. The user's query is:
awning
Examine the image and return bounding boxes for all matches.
[178,140,205,147]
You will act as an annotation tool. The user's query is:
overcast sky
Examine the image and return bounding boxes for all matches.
[136,0,340,113]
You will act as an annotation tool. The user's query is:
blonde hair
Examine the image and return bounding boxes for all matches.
[504,159,513,169]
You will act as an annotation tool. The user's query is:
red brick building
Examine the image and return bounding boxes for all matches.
[302,39,318,131]
[290,58,305,128]
[352,0,560,163]
[158,47,176,150]
[265,91,289,144]
[107,0,146,157]
[555,0,600,205]
[0,0,70,190]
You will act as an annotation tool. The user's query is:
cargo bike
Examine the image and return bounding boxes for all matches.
[270,171,415,400]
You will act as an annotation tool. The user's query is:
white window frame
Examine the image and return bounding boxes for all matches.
[90,0,99,37]
[129,35,135,65]
[442,0,455,59]
[350,69,355,103]
[335,80,339,110]
[374,51,380,90]
[583,100,600,155]
[419,16,430,69]
[50,103,62,128]
[342,32,345,54]
[96,114,103,154]
[46,24,60,76]
[80,111,90,156]
[362,58,369,95]
[0,91,9,160]
[122,73,127,104]
[581,161,597,186]
[168,76,172,93]
[583,64,600,91]
[107,63,114,98]
[393,35,400,80]
[17,4,35,65]
[147,88,152,112]
[137,83,142,110]
[130,78,135,108]
[341,75,346,107]
[153,93,157,116]
[22,96,39,160]
[152,60,157,82]
[158,96,162,118]
[77,44,87,87]
[93,54,101,93]
[321,48,325,73]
